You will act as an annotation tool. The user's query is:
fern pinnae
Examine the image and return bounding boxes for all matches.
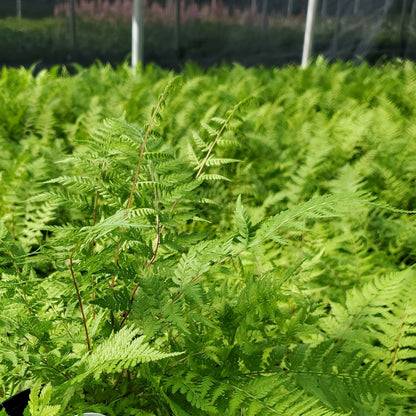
[250,193,365,248]
[117,79,182,325]
[195,97,252,179]
[89,162,106,319]
[125,76,181,216]
[125,98,246,317]
[25,382,61,416]
[92,160,106,229]
[72,326,183,384]
[192,131,209,152]
[205,157,240,167]
[109,86,170,296]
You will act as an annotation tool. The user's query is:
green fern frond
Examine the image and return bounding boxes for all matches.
[192,132,209,151]
[205,157,240,166]
[172,239,232,286]
[251,193,365,247]
[79,210,153,245]
[287,341,398,412]
[23,383,61,416]
[198,173,230,182]
[77,326,183,381]
[201,121,219,138]
[321,270,416,381]
[234,195,254,247]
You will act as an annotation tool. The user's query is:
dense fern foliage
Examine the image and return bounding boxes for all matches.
[0,59,415,415]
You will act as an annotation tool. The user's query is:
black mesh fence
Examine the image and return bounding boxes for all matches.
[0,0,415,68]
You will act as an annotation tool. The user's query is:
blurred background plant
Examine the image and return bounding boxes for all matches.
[1,0,415,69]
[53,0,306,27]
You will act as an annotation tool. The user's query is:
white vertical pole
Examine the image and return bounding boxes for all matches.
[16,0,22,18]
[175,0,181,59]
[353,0,360,15]
[321,0,327,17]
[301,0,318,68]
[132,0,144,68]
[287,0,294,17]
[262,0,269,28]
[399,0,408,30]
[69,0,77,50]
[384,0,390,15]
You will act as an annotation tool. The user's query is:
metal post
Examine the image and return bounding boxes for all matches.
[287,0,294,17]
[399,0,408,57]
[331,0,342,59]
[353,0,360,15]
[132,0,144,67]
[175,0,181,59]
[301,0,318,68]
[399,0,408,32]
[16,0,22,18]
[69,0,77,50]
[321,0,327,17]
[262,0,269,29]
[409,0,416,57]
[384,0,390,16]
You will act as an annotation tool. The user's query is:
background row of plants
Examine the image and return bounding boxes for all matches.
[1,0,416,68]
[0,16,307,68]
[1,59,416,415]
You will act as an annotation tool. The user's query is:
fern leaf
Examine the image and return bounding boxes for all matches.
[78,326,182,381]
[287,341,400,412]
[205,157,240,166]
[23,383,61,416]
[251,193,364,247]
[321,270,416,380]
[234,195,253,247]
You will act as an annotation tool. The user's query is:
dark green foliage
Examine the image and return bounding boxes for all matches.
[1,61,416,415]
[2,14,416,69]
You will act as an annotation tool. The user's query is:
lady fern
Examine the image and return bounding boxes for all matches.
[1,61,416,415]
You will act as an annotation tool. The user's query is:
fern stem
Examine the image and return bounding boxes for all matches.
[41,359,70,380]
[70,239,91,352]
[111,242,122,289]
[10,260,33,316]
[124,253,234,328]
[146,183,161,269]
[112,82,172,293]
[89,161,106,319]
[17,279,32,315]
[195,112,232,179]
[228,383,279,414]
[119,167,161,328]
[195,99,247,179]
[119,309,130,327]
[389,303,408,376]
[122,82,235,327]
[50,303,72,338]
[171,254,231,304]
[119,184,160,327]
[164,350,206,372]
[126,83,172,215]
[92,161,106,230]
[152,101,243,250]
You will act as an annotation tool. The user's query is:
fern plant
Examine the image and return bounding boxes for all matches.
[1,61,416,415]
